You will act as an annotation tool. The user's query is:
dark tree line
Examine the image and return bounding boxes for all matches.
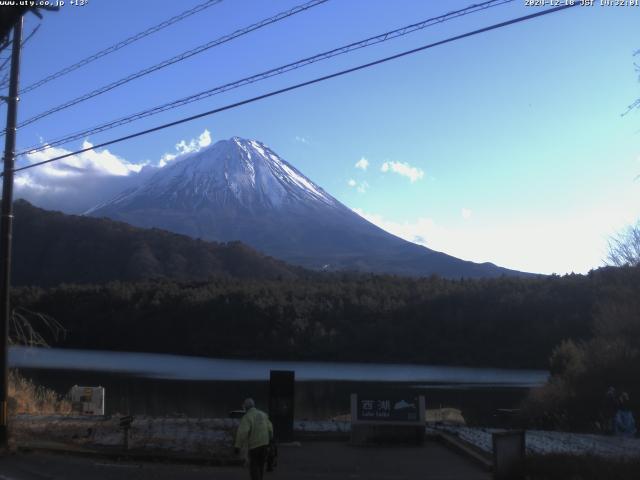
[12,266,628,369]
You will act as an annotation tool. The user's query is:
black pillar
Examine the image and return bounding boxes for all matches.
[269,370,294,442]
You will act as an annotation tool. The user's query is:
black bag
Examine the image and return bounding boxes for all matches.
[266,441,278,472]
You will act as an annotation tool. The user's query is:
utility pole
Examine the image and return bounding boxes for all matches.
[0,15,23,450]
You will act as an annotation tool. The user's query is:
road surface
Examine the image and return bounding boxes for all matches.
[0,440,490,479]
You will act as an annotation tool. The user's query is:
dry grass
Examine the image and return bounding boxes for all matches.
[8,370,71,416]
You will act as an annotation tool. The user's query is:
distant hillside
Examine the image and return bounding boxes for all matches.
[11,200,303,286]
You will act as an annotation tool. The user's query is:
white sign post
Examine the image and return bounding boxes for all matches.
[69,385,105,416]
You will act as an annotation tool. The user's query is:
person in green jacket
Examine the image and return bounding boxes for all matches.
[234,398,274,480]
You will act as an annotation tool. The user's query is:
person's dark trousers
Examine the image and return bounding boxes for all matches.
[249,445,268,480]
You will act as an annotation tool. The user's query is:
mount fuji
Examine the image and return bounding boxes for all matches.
[87,137,525,278]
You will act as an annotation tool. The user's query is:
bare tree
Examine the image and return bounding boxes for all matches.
[621,50,640,116]
[608,221,640,267]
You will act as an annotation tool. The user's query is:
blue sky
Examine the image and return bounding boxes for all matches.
[6,0,640,275]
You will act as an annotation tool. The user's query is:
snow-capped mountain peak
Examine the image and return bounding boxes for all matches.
[87,136,525,278]
[93,137,336,213]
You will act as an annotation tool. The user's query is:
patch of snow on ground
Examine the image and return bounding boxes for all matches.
[437,426,640,459]
[12,415,236,457]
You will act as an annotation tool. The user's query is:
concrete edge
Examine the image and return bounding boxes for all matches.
[14,441,243,466]
[435,432,493,471]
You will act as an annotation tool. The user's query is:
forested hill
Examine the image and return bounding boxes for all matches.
[14,266,636,369]
[10,200,304,286]
[9,199,633,369]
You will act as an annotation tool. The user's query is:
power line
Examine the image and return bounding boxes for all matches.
[0,56,9,75]
[11,3,578,176]
[13,0,329,131]
[1,24,39,71]
[20,0,514,156]
[17,0,224,95]
[0,24,40,89]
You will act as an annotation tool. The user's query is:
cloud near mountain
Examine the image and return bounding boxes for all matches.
[14,130,212,214]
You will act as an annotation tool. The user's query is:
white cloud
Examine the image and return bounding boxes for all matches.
[351,206,640,275]
[355,157,369,170]
[347,179,368,193]
[25,141,143,179]
[295,136,309,144]
[461,208,473,220]
[15,129,212,214]
[159,129,211,167]
[15,174,64,193]
[380,161,424,182]
[15,142,146,214]
[353,208,442,247]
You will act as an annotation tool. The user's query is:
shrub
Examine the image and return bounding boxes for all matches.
[8,370,71,415]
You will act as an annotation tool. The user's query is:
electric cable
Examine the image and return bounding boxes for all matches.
[17,0,225,95]
[19,0,513,156]
[13,0,329,131]
[11,3,578,176]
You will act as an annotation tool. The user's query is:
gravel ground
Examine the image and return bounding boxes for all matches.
[10,415,237,460]
[15,415,639,461]
[9,415,352,460]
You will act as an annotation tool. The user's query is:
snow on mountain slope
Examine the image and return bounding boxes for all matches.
[89,138,336,213]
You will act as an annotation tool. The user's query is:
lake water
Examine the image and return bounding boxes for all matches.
[10,347,548,425]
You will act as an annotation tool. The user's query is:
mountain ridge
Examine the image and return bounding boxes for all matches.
[10,199,304,286]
